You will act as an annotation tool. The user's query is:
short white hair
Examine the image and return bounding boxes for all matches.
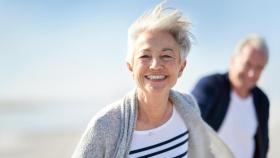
[234,34,269,62]
[126,2,193,64]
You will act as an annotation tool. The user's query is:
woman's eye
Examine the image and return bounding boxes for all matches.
[140,55,150,58]
[162,55,174,60]
[163,55,172,58]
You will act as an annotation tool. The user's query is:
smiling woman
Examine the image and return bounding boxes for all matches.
[127,31,185,95]
[72,2,234,158]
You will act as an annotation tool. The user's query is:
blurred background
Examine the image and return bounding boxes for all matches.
[0,0,279,157]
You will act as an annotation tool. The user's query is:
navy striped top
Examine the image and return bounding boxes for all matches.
[129,107,189,158]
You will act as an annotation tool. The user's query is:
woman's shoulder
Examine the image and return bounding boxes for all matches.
[72,95,132,158]
[87,98,124,129]
[87,90,136,131]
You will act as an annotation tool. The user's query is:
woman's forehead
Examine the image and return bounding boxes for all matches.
[134,31,179,50]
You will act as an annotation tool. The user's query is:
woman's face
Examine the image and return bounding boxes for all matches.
[127,31,186,95]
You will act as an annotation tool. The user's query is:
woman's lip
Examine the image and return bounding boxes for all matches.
[145,75,167,80]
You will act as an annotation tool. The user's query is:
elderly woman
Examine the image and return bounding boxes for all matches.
[72,3,234,158]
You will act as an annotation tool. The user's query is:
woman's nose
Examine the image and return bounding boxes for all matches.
[150,58,162,69]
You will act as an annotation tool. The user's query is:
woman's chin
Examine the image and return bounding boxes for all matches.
[144,86,170,94]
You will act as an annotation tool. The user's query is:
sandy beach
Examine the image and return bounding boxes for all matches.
[0,131,81,158]
[1,104,279,158]
[1,127,279,158]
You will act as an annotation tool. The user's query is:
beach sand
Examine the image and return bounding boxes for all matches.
[1,105,279,158]
[1,126,279,158]
[0,131,81,158]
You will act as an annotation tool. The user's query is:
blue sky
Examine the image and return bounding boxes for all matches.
[0,0,279,106]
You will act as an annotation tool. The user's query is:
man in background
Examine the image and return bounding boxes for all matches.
[192,34,270,158]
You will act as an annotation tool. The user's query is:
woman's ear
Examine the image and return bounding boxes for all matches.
[178,60,187,77]
[126,62,133,72]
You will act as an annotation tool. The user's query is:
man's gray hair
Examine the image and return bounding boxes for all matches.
[234,34,269,61]
[126,1,193,64]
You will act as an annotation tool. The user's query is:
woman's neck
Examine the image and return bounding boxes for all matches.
[136,90,173,130]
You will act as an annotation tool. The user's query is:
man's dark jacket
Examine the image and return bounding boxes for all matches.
[191,73,269,158]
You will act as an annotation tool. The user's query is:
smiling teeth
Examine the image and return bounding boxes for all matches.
[146,75,165,80]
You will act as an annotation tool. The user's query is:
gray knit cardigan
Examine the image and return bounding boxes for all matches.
[72,90,234,158]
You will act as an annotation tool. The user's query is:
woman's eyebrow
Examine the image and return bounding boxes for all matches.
[139,48,151,53]
[162,48,174,52]
[163,48,173,51]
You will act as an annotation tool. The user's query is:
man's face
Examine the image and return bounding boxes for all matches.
[231,44,267,91]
